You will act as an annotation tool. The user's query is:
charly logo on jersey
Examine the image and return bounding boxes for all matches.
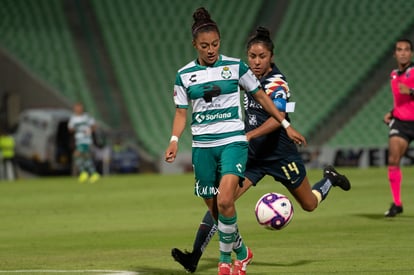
[189,74,197,82]
[221,66,232,79]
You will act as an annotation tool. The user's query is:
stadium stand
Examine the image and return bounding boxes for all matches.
[327,84,393,147]
[2,0,414,162]
[273,0,414,140]
[91,0,263,157]
[0,0,99,118]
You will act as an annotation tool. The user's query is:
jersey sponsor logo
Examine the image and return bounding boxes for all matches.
[202,84,221,102]
[243,91,263,110]
[193,106,238,125]
[195,112,232,123]
[248,100,262,109]
[195,113,206,123]
[221,66,232,79]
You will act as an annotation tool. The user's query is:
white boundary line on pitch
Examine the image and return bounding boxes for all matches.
[0,270,139,275]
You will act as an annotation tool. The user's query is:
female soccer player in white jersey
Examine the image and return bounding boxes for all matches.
[164,8,306,275]
[170,26,351,274]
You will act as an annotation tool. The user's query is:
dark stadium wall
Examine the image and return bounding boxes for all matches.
[62,0,133,133]
[0,47,72,129]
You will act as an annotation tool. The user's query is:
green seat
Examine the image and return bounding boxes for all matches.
[0,0,99,118]
[274,0,414,137]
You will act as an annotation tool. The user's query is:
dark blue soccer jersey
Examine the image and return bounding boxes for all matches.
[244,64,299,161]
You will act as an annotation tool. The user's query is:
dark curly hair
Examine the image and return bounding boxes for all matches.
[191,7,220,39]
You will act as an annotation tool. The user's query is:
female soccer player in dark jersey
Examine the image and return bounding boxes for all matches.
[383,39,414,217]
[171,26,350,274]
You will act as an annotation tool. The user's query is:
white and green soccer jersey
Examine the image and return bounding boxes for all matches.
[174,55,261,147]
[68,113,95,146]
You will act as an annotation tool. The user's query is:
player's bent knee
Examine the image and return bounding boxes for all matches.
[217,197,235,214]
[300,201,318,212]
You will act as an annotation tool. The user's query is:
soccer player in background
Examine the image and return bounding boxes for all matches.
[68,102,100,183]
[171,26,351,274]
[164,8,306,275]
[383,39,414,217]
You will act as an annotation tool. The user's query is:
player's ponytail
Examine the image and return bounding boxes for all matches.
[247,26,274,54]
[191,7,220,39]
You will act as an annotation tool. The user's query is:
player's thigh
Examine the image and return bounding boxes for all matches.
[235,177,254,200]
[265,155,306,189]
[388,136,409,165]
[192,147,219,198]
[220,141,248,179]
[287,176,318,211]
[244,159,267,187]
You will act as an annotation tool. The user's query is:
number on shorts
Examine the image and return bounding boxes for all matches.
[281,162,299,180]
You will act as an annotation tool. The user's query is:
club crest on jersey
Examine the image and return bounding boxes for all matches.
[248,114,257,126]
[221,66,232,79]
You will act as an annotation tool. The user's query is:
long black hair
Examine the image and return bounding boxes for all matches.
[246,26,274,54]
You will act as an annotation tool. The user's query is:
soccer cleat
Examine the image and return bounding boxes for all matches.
[171,248,200,273]
[323,166,351,191]
[232,247,253,275]
[89,172,100,183]
[78,171,89,183]
[384,203,403,217]
[218,262,232,275]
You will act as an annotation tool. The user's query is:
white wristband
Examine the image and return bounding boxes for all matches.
[170,135,179,143]
[281,119,290,129]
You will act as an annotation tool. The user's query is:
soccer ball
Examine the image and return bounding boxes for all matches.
[254,192,294,230]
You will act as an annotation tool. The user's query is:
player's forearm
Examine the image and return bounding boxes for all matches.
[247,117,281,140]
[170,108,187,139]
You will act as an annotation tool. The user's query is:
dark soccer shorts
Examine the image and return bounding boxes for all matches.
[389,118,414,143]
[244,154,306,189]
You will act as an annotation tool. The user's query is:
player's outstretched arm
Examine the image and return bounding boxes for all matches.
[252,89,306,145]
[246,117,281,141]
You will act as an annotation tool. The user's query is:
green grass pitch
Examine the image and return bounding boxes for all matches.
[0,167,413,274]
